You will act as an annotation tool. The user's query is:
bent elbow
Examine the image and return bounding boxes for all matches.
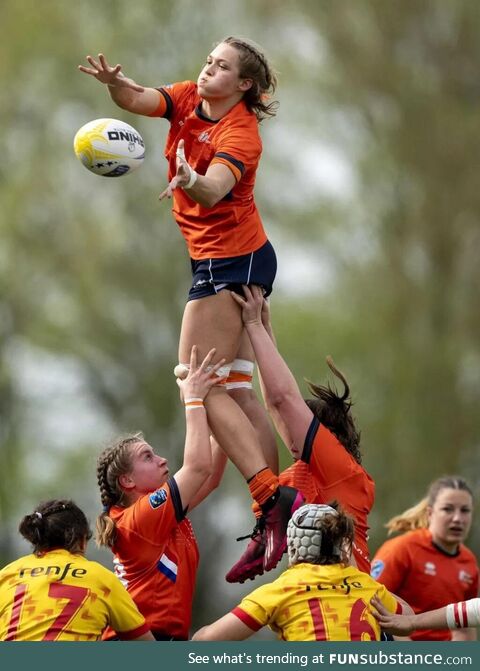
[195,462,212,481]
[196,193,220,209]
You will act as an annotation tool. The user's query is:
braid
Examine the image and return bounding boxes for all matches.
[222,36,279,121]
[95,433,142,547]
[235,39,272,87]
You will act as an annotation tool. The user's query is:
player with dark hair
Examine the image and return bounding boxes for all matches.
[225,285,374,583]
[193,502,406,641]
[371,476,478,641]
[0,500,153,641]
[79,36,303,574]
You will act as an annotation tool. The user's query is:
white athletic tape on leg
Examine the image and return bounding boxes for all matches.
[207,363,232,380]
[174,362,232,380]
[226,359,254,390]
[231,359,255,374]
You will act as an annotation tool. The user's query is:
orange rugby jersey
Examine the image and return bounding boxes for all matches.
[233,563,402,641]
[0,549,148,641]
[371,528,479,641]
[279,418,375,574]
[149,81,267,259]
[104,477,199,640]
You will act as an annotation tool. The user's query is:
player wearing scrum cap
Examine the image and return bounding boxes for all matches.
[193,503,408,641]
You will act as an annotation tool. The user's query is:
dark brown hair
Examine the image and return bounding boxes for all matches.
[19,500,91,556]
[222,36,278,121]
[305,356,362,464]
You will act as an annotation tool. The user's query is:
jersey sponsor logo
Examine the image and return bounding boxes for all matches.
[370,559,385,579]
[157,553,177,582]
[424,561,437,576]
[459,570,473,584]
[149,489,167,509]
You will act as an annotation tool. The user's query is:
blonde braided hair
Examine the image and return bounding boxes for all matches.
[95,433,143,547]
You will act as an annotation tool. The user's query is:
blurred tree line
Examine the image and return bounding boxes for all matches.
[1,0,480,632]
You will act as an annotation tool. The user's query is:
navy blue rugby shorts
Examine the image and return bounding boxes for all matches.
[188,240,277,301]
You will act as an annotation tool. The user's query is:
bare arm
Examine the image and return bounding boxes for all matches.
[373,595,480,638]
[159,139,236,208]
[231,286,313,458]
[173,347,225,509]
[131,631,155,641]
[78,53,161,115]
[192,613,256,641]
[187,437,228,511]
[450,627,477,641]
[371,596,444,636]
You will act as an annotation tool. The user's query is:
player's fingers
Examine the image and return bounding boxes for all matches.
[86,55,101,70]
[210,357,227,375]
[189,345,198,370]
[251,285,263,299]
[158,183,174,200]
[230,291,246,307]
[98,53,111,70]
[78,66,98,76]
[199,348,217,371]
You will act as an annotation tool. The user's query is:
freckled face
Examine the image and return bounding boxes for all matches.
[197,43,245,100]
[125,442,169,495]
[428,488,473,553]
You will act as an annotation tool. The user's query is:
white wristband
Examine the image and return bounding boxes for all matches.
[176,144,197,189]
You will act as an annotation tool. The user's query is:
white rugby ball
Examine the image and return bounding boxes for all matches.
[73,118,145,177]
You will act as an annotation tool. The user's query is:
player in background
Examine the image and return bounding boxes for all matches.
[225,285,374,583]
[0,499,153,641]
[95,346,229,640]
[371,476,478,641]
[79,37,303,573]
[372,594,480,636]
[193,502,408,641]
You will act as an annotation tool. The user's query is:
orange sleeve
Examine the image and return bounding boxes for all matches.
[148,81,197,120]
[210,116,262,182]
[306,420,360,486]
[120,478,183,542]
[147,89,169,117]
[370,537,410,593]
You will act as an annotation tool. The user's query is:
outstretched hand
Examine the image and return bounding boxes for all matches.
[230,285,265,326]
[178,346,226,402]
[370,596,414,635]
[78,53,145,92]
[159,140,194,200]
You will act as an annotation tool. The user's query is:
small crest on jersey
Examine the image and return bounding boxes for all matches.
[459,570,473,584]
[424,561,437,576]
[149,489,167,509]
[198,131,210,143]
[370,559,384,579]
